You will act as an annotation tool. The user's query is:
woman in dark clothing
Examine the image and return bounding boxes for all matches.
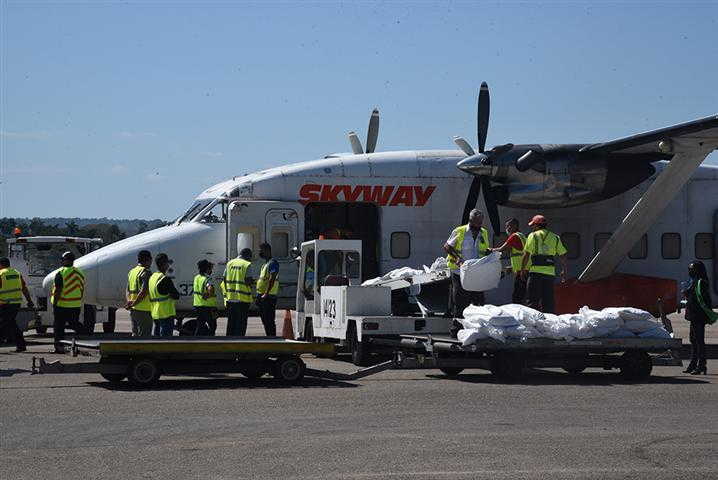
[683,261,712,374]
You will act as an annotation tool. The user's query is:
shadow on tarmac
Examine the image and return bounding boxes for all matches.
[88,376,358,392]
[425,368,711,386]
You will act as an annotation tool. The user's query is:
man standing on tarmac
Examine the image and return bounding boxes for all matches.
[148,253,180,336]
[0,257,35,352]
[125,250,153,337]
[519,215,568,314]
[490,218,529,304]
[193,259,217,335]
[443,209,490,318]
[222,248,253,336]
[51,252,87,353]
[256,243,279,336]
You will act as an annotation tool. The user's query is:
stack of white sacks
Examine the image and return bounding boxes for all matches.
[457,304,672,346]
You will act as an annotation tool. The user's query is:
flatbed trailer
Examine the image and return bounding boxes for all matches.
[31,337,394,387]
[379,334,683,381]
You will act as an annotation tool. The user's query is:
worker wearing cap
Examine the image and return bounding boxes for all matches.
[0,257,35,352]
[256,243,280,336]
[193,259,217,336]
[443,208,490,318]
[148,253,180,337]
[222,248,253,336]
[125,250,153,337]
[519,215,568,314]
[51,251,88,353]
[489,218,529,304]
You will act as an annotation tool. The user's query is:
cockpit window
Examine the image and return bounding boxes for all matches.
[177,200,211,224]
[200,201,226,224]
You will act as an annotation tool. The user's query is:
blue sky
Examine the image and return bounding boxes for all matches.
[2,0,717,220]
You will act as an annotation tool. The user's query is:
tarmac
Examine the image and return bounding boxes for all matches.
[1,310,716,479]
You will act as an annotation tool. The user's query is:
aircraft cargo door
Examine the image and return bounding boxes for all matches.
[266,207,301,309]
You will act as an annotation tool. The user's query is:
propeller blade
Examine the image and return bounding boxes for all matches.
[477,82,490,153]
[482,176,501,236]
[365,108,380,153]
[462,176,482,224]
[348,131,364,154]
[453,136,475,156]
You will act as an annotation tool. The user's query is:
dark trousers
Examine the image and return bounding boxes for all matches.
[257,295,277,336]
[153,317,174,337]
[53,306,86,349]
[527,273,556,314]
[689,321,707,367]
[194,306,217,336]
[226,301,250,336]
[450,274,484,318]
[512,274,528,305]
[0,304,25,349]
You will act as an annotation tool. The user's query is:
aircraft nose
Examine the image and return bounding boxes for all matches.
[457,153,493,176]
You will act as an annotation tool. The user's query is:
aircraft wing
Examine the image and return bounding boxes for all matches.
[580,114,718,155]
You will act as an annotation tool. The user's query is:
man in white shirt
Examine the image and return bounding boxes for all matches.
[443,209,490,319]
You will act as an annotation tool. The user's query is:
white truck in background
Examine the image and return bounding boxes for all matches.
[4,236,117,334]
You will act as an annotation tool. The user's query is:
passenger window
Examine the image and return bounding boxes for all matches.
[628,234,648,259]
[662,233,681,259]
[271,230,290,258]
[594,233,612,254]
[561,233,580,260]
[695,233,713,260]
[391,232,411,259]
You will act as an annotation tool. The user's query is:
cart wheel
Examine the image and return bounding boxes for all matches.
[348,324,371,367]
[491,352,525,381]
[563,367,586,375]
[100,358,126,383]
[620,351,653,381]
[439,367,464,377]
[128,358,161,387]
[272,357,306,383]
[35,325,48,334]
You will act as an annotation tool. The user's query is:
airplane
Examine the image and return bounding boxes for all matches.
[43,83,718,333]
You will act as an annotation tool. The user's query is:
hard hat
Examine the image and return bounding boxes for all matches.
[528,215,546,226]
[62,251,76,261]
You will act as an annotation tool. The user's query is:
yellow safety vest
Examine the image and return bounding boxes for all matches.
[223,258,252,303]
[526,229,565,276]
[127,265,152,312]
[446,225,489,271]
[0,268,23,305]
[256,260,280,296]
[193,274,217,307]
[509,232,530,273]
[51,266,85,308]
[148,272,176,320]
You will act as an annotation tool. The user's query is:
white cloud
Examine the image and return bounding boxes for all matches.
[0,130,50,140]
[116,131,158,139]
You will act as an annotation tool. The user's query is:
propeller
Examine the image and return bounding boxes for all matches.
[458,82,502,235]
[347,108,380,154]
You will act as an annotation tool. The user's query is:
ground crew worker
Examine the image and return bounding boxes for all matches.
[193,259,217,336]
[490,218,529,304]
[222,248,253,336]
[256,243,279,336]
[51,251,88,353]
[0,257,35,352]
[519,215,568,314]
[125,250,153,337]
[443,209,490,318]
[148,253,180,336]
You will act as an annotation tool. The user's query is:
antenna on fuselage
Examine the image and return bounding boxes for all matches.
[347,108,380,154]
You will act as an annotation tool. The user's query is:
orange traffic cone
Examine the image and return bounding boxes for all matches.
[282,309,295,340]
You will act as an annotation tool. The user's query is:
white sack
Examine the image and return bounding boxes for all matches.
[638,327,672,339]
[500,304,545,327]
[608,328,637,338]
[624,318,662,333]
[614,307,655,323]
[459,252,502,292]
